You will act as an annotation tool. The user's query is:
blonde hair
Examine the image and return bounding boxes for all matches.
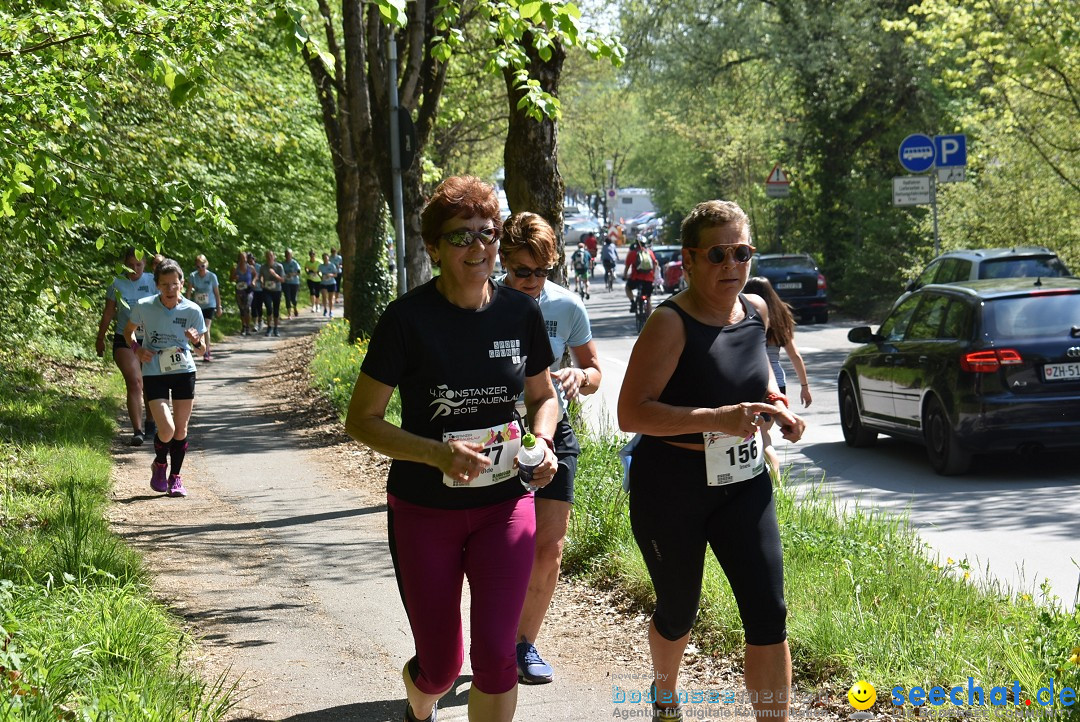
[499,212,560,268]
[195,254,209,266]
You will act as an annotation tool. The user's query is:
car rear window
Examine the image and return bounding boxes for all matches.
[978,256,1070,280]
[758,257,816,271]
[982,292,1080,339]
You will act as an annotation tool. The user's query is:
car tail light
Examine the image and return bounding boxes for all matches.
[817,273,827,291]
[960,349,1023,373]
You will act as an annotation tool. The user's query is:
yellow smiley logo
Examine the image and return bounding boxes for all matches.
[848,680,877,711]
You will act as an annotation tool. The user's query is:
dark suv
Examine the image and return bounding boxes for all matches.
[838,277,1080,474]
[907,247,1070,294]
[751,253,829,324]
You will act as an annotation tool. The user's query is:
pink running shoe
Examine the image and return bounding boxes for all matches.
[150,462,168,493]
[167,474,188,497]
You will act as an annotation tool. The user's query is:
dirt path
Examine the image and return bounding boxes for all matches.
[105,311,828,721]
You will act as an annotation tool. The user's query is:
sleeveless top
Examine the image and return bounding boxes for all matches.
[649,295,771,444]
[766,344,786,389]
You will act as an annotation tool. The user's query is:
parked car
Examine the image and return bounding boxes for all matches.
[648,245,683,292]
[896,246,1072,307]
[837,277,1080,475]
[662,258,685,294]
[750,253,829,323]
[563,215,601,246]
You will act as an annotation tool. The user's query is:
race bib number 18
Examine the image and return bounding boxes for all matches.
[159,347,190,373]
[703,431,764,486]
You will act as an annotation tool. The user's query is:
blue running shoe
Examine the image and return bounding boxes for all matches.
[516,641,553,684]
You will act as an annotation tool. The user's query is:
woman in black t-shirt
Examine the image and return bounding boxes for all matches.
[618,200,806,722]
[346,176,559,722]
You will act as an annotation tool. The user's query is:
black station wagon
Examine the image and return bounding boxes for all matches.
[838,277,1080,474]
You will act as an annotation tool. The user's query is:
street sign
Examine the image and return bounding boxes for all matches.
[765,164,791,198]
[899,134,936,173]
[938,166,966,183]
[934,134,967,168]
[893,176,931,206]
[607,189,616,198]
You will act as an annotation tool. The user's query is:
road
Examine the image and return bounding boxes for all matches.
[570,273,1080,609]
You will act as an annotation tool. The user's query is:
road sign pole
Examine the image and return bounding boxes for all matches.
[931,171,940,255]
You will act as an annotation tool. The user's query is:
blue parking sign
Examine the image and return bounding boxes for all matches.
[935,134,967,168]
[899,134,936,173]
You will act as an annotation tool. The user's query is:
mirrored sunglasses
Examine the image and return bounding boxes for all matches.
[440,227,499,247]
[511,266,552,279]
[694,244,756,264]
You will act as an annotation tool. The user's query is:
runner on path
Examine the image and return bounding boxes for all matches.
[187,254,223,362]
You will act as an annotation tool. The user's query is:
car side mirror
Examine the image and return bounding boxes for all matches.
[847,326,881,344]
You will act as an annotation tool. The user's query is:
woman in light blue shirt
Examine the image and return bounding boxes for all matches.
[187,254,222,362]
[125,258,206,498]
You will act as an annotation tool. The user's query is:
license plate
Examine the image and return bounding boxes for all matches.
[776,282,802,290]
[1043,362,1080,381]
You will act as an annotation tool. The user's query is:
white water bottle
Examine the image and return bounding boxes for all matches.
[517,433,546,491]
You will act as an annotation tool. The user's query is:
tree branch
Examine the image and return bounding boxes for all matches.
[0,31,95,58]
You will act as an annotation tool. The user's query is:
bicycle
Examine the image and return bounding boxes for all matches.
[632,285,650,333]
[604,264,615,292]
[574,273,590,301]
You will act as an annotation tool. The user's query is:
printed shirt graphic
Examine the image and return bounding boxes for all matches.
[282,258,302,285]
[106,272,156,333]
[188,271,219,309]
[362,280,554,510]
[128,295,206,376]
[497,277,592,417]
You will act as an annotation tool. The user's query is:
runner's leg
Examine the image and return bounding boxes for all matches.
[113,345,144,434]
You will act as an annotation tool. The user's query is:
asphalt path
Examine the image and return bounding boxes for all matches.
[571,270,1080,610]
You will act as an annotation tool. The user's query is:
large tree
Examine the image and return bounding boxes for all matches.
[280,0,621,339]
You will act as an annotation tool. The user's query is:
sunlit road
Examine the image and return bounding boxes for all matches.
[569,273,1080,609]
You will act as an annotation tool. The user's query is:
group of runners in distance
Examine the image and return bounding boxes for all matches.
[98,186,816,721]
[95,246,343,498]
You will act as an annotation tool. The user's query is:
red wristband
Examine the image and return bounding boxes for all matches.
[130,342,140,354]
[765,391,788,407]
[535,433,554,451]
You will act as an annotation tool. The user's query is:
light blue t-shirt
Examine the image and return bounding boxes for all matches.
[188,270,219,309]
[330,254,343,274]
[499,278,593,416]
[105,272,156,333]
[318,262,338,285]
[128,295,207,376]
[282,258,302,285]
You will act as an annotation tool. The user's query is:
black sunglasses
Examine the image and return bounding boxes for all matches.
[440,227,499,247]
[693,244,756,264]
[510,266,552,279]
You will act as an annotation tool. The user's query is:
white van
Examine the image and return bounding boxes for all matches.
[611,188,655,222]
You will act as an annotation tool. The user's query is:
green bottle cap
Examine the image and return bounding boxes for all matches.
[522,433,537,448]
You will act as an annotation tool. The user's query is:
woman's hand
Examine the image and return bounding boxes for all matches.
[799,384,813,407]
[515,444,558,488]
[551,368,584,401]
[215,307,223,318]
[440,439,492,485]
[184,327,203,348]
[134,346,154,363]
[95,336,106,358]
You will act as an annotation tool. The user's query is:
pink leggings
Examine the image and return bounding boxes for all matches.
[387,493,536,695]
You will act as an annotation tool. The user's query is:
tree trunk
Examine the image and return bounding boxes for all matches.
[402,169,432,290]
[345,177,394,341]
[503,38,567,282]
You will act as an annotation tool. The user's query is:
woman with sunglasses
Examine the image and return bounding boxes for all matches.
[497,212,602,686]
[617,200,806,722]
[186,254,222,361]
[345,176,559,722]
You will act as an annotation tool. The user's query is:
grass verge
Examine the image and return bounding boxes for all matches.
[310,321,1080,718]
[0,343,236,720]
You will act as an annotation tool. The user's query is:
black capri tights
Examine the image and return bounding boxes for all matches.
[283,284,299,312]
[263,290,282,319]
[628,435,787,646]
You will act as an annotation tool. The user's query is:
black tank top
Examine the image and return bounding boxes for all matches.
[649,294,770,444]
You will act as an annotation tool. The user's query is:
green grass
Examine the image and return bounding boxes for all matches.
[311,324,1080,717]
[0,348,236,720]
[310,319,400,424]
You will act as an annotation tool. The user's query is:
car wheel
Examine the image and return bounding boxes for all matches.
[816,310,828,324]
[839,376,877,447]
[923,396,971,475]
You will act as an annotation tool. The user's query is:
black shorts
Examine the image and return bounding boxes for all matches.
[535,415,580,504]
[334,275,343,292]
[627,278,653,297]
[307,280,321,296]
[201,307,216,321]
[143,372,197,402]
[112,334,141,352]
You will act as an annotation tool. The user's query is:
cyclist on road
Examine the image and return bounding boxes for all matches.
[570,242,592,300]
[624,237,658,316]
[601,238,619,289]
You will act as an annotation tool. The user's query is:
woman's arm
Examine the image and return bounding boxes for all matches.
[783,337,812,407]
[553,340,602,401]
[214,281,223,317]
[123,320,153,363]
[522,370,559,484]
[96,298,117,357]
[345,372,491,483]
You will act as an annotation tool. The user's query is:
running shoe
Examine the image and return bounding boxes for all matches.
[150,462,168,493]
[323,309,328,317]
[167,474,187,497]
[265,327,272,337]
[293,309,299,318]
[516,641,553,684]
[652,682,683,721]
[145,420,157,439]
[272,328,279,337]
[328,310,333,318]
[129,430,145,447]
[403,701,437,722]
[203,351,211,362]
